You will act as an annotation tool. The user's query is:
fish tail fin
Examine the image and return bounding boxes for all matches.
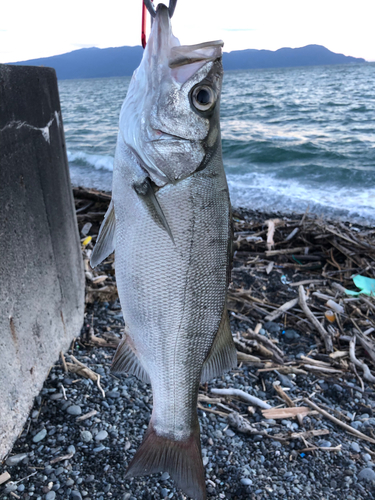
[125,421,206,500]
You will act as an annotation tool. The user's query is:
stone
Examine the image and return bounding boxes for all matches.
[67,405,82,416]
[358,468,375,482]
[0,65,84,460]
[6,453,28,465]
[45,491,56,500]
[350,442,360,453]
[33,429,47,443]
[240,478,253,486]
[71,491,83,500]
[284,329,300,340]
[80,431,92,443]
[95,430,108,441]
[160,472,170,481]
[317,440,332,448]
[263,322,280,334]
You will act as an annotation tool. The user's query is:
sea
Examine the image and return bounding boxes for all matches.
[58,62,375,225]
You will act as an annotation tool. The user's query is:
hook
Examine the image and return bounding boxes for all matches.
[144,0,177,18]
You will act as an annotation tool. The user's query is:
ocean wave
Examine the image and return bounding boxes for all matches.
[227,172,375,224]
[67,150,114,172]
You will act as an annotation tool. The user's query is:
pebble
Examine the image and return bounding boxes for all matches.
[317,440,332,448]
[71,491,83,500]
[263,321,280,334]
[66,479,75,486]
[67,405,82,416]
[225,428,235,437]
[67,445,76,455]
[358,468,375,481]
[80,430,93,442]
[95,430,108,441]
[350,442,361,453]
[350,421,363,430]
[284,329,300,340]
[6,452,28,465]
[362,453,372,462]
[240,478,253,486]
[55,467,64,476]
[93,444,106,452]
[45,491,56,500]
[161,488,169,498]
[5,484,18,493]
[106,391,121,398]
[50,393,63,400]
[160,472,170,481]
[33,429,47,443]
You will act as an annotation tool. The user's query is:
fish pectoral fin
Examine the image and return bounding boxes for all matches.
[133,177,175,245]
[111,331,151,384]
[200,305,237,383]
[125,420,206,500]
[90,199,116,268]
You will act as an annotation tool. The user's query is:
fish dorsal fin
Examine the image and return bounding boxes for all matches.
[200,305,237,383]
[111,329,151,384]
[90,200,116,268]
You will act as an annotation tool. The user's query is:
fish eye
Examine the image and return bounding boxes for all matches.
[191,85,215,112]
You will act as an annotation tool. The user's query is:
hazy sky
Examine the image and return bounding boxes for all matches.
[1,0,374,64]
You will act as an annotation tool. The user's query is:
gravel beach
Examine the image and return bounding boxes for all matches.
[2,193,375,500]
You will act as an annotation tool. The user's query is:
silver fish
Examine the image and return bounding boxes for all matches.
[91,3,236,499]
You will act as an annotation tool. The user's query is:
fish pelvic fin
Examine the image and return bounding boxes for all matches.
[111,330,151,384]
[90,199,116,268]
[200,305,237,383]
[125,421,206,500]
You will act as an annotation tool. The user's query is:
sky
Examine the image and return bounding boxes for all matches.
[1,0,374,64]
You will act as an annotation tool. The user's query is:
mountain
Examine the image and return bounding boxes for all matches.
[8,44,366,80]
[222,45,366,70]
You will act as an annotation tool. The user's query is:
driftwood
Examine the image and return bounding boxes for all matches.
[211,388,272,409]
[304,398,375,445]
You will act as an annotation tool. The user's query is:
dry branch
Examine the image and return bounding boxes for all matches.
[211,388,272,409]
[304,398,375,445]
[298,285,333,353]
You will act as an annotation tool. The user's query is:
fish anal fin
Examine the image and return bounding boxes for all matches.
[200,305,237,383]
[125,421,206,500]
[111,331,150,384]
[90,199,116,268]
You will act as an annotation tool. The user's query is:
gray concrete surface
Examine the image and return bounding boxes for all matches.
[0,64,85,459]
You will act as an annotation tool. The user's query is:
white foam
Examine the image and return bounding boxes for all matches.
[67,150,114,172]
[227,171,375,223]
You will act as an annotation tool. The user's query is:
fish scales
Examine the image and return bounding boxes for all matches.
[114,146,230,438]
[91,3,237,499]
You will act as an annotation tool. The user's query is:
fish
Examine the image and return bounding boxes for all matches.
[90,2,236,499]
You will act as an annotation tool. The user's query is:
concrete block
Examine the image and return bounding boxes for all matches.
[0,64,85,459]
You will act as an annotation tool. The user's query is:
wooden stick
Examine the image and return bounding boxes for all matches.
[0,472,11,486]
[264,298,299,322]
[349,337,375,383]
[211,388,272,409]
[298,285,333,353]
[304,398,375,444]
[60,351,67,373]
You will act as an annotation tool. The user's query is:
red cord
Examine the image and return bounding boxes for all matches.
[141,1,147,48]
